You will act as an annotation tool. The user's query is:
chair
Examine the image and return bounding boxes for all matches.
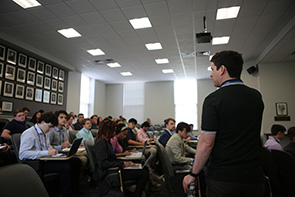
[155,141,196,197]
[271,149,295,197]
[147,131,154,138]
[69,130,78,143]
[154,124,162,131]
[25,121,34,127]
[153,130,160,137]
[91,129,98,138]
[149,125,155,131]
[0,164,49,197]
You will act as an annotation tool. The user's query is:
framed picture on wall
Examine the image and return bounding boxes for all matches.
[27,71,35,86]
[18,53,27,68]
[1,101,13,112]
[57,94,63,105]
[45,64,52,76]
[59,69,64,81]
[276,102,288,116]
[15,84,25,99]
[35,89,42,102]
[5,64,15,81]
[52,67,58,79]
[37,61,44,74]
[43,90,50,103]
[25,86,34,101]
[36,74,43,88]
[0,62,3,78]
[58,81,63,93]
[52,79,57,91]
[51,92,57,104]
[0,45,5,61]
[0,81,2,95]
[44,77,51,90]
[28,57,36,71]
[6,49,17,65]
[16,68,26,83]
[3,82,14,97]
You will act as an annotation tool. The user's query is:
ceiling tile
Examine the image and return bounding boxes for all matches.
[100,9,126,23]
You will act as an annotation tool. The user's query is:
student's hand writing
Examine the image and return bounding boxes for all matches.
[123,151,131,156]
[62,140,70,149]
[48,148,58,155]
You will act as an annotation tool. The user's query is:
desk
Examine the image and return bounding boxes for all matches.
[187,140,198,148]
[39,155,73,161]
[117,155,145,161]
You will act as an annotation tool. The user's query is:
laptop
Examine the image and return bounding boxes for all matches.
[49,137,82,158]
[125,140,147,159]
[124,152,152,170]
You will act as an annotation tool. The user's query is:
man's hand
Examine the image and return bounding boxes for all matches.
[123,151,131,156]
[0,143,10,153]
[48,148,58,156]
[123,161,137,167]
[183,175,196,193]
[62,140,70,149]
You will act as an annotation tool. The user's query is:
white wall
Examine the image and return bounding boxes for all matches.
[105,84,124,119]
[66,71,81,114]
[93,80,106,117]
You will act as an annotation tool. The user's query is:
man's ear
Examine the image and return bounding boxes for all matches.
[219,65,226,75]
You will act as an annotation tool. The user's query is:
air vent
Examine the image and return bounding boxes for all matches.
[94,59,115,64]
[196,51,210,56]
[181,52,196,58]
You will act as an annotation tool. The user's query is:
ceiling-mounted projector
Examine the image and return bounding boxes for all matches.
[196,16,212,43]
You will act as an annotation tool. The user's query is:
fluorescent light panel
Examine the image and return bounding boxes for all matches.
[13,0,41,8]
[162,69,174,74]
[129,17,152,29]
[58,28,81,38]
[155,58,169,64]
[145,43,162,50]
[87,49,105,56]
[212,36,230,45]
[216,6,240,20]
[121,72,132,76]
[207,66,212,71]
[107,62,121,68]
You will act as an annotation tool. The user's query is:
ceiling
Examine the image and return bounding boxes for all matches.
[0,0,294,84]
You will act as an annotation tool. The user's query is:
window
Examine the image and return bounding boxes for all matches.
[79,74,94,118]
[174,80,198,129]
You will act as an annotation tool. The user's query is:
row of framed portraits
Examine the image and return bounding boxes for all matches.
[0,81,63,105]
[0,62,64,93]
[0,45,64,80]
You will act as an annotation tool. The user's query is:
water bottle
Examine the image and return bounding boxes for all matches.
[187,182,196,197]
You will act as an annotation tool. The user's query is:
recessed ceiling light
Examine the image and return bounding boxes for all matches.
[209,55,213,60]
[216,6,240,20]
[12,0,41,8]
[212,36,230,45]
[207,66,212,71]
[162,69,174,74]
[129,17,152,29]
[145,43,162,50]
[87,49,105,56]
[57,28,81,38]
[107,62,121,68]
[155,58,169,64]
[121,72,132,76]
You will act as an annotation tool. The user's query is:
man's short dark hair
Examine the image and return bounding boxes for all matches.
[22,107,30,112]
[38,112,58,126]
[176,122,190,133]
[141,121,150,128]
[81,118,91,125]
[78,113,84,117]
[91,114,98,119]
[211,50,243,79]
[287,127,295,141]
[66,114,74,121]
[55,110,68,118]
[128,118,137,125]
[271,124,286,136]
[164,118,175,126]
[13,109,24,117]
[116,123,127,135]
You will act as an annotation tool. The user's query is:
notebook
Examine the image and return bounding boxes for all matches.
[124,152,152,170]
[125,140,147,159]
[47,137,82,158]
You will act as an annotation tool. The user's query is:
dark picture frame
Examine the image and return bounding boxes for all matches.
[58,94,63,105]
[6,49,17,65]
[59,69,64,81]
[276,102,288,116]
[0,62,3,78]
[18,53,27,68]
[43,90,50,103]
[52,67,58,79]
[25,86,34,101]
[15,84,25,99]
[37,61,44,74]
[28,57,36,71]
[0,45,5,61]
[3,81,14,97]
[58,81,64,93]
[27,71,35,86]
[51,92,57,104]
[16,68,26,83]
[35,89,42,102]
[45,64,52,76]
[52,79,57,91]
[44,77,51,90]
[36,74,43,88]
[5,64,15,81]
[1,101,13,112]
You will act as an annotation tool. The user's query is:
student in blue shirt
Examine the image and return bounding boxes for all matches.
[76,118,94,145]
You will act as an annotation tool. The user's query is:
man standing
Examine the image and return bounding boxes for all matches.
[183,51,265,197]
[74,113,84,130]
[158,118,175,147]
[166,122,196,170]
[264,124,286,151]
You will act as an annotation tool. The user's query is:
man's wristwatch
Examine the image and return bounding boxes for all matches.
[189,171,199,178]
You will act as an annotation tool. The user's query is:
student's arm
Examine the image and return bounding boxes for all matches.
[0,129,11,140]
[127,139,144,146]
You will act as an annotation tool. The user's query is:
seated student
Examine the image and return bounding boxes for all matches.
[165,122,196,170]
[284,127,295,158]
[74,113,84,130]
[93,118,149,197]
[19,112,81,196]
[65,114,74,131]
[90,114,98,130]
[76,118,94,145]
[110,123,132,157]
[30,111,42,124]
[264,124,286,151]
[22,107,30,123]
[124,118,144,147]
[158,118,176,147]
[137,121,154,142]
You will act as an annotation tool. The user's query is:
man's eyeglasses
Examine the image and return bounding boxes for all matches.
[16,114,25,117]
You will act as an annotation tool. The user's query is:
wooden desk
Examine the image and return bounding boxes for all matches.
[39,155,73,161]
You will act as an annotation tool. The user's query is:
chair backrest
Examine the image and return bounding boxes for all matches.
[147,131,154,138]
[155,141,175,177]
[69,130,78,143]
[271,149,295,196]
[153,130,160,137]
[0,164,49,197]
[84,140,95,171]
[11,133,22,163]
[91,129,98,138]
[149,125,155,131]
[25,121,34,127]
[154,124,162,131]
